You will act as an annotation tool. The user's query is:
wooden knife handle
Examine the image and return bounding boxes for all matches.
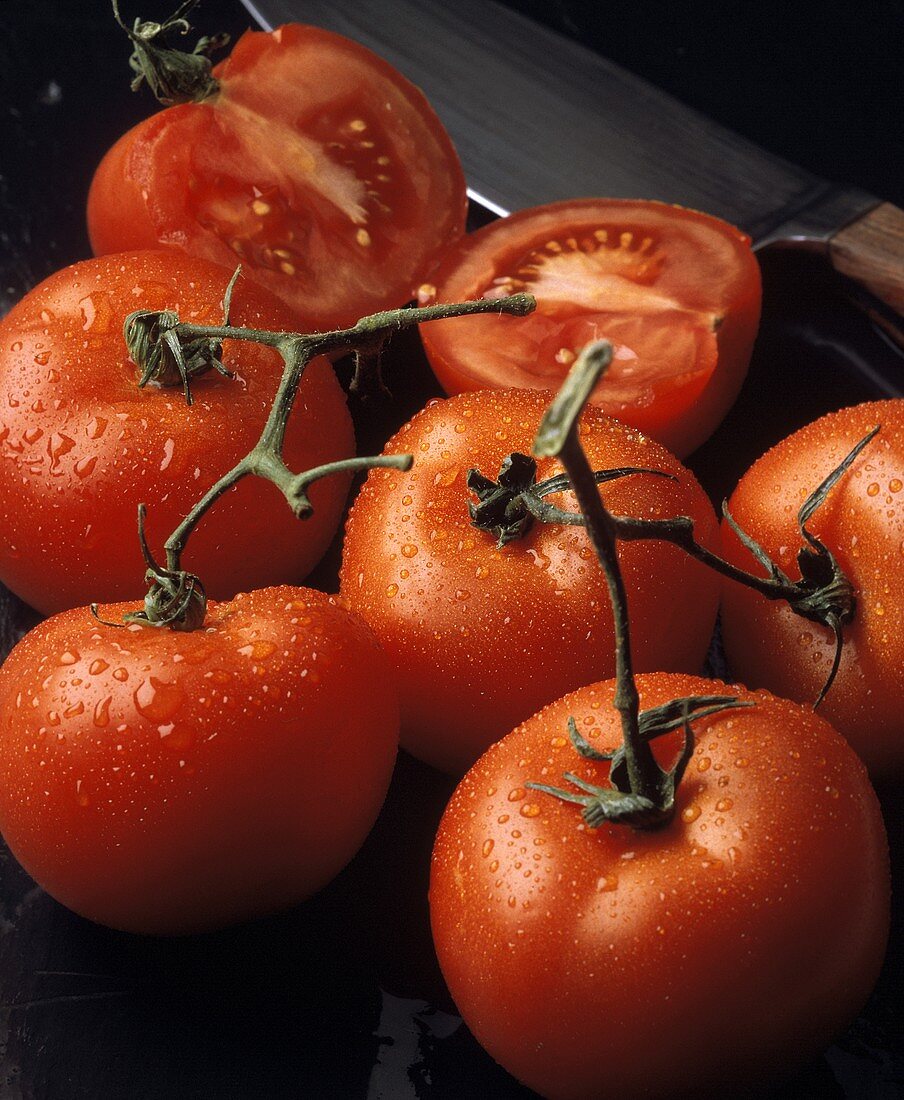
[829,202,904,316]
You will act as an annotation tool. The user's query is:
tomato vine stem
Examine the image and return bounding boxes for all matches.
[121,287,535,627]
[528,341,750,830]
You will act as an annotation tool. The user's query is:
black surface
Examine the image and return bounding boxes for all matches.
[0,2,902,1098]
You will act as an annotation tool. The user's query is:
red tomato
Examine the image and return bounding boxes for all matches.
[339,389,720,774]
[87,24,468,331]
[0,586,398,934]
[418,200,761,457]
[0,250,354,616]
[720,399,904,778]
[430,673,889,1099]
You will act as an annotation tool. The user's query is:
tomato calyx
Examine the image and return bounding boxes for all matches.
[111,0,228,105]
[467,452,676,548]
[722,425,879,706]
[126,266,241,406]
[528,695,753,828]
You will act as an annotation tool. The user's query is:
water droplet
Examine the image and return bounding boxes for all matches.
[385,583,398,598]
[133,677,184,723]
[112,667,128,682]
[75,779,90,808]
[890,478,902,494]
[596,874,619,892]
[89,658,109,675]
[681,803,702,823]
[433,467,459,488]
[520,803,541,818]
[866,482,880,497]
[33,352,50,366]
[63,702,84,718]
[696,756,711,772]
[401,544,418,558]
[454,588,470,601]
[94,696,112,727]
[715,798,734,812]
[481,839,494,858]
[508,787,526,802]
[59,650,79,666]
[86,416,107,440]
[74,456,97,479]
[238,640,277,660]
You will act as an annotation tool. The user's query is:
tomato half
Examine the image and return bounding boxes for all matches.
[0,251,354,616]
[720,399,904,778]
[430,673,889,1099]
[418,200,761,457]
[87,23,468,332]
[339,388,720,774]
[0,586,399,934]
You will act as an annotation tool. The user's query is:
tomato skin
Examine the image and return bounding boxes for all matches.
[0,250,354,616]
[418,199,761,457]
[430,673,889,1099]
[720,400,904,778]
[339,389,720,774]
[88,23,468,331]
[0,586,398,935]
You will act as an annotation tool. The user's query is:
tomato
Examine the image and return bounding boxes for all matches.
[430,672,889,1099]
[339,388,720,774]
[417,199,761,457]
[720,399,904,778]
[87,23,468,332]
[0,250,354,616]
[0,586,399,934]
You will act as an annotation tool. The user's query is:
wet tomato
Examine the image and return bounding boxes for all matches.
[0,250,354,616]
[418,200,761,457]
[430,673,890,1099]
[720,399,904,778]
[88,23,468,331]
[339,389,720,774]
[0,586,399,934]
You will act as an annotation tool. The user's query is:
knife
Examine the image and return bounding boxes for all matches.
[240,0,904,328]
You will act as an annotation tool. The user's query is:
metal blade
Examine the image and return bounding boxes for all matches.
[240,0,878,245]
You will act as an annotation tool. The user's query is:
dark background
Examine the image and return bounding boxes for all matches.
[0,2,902,1098]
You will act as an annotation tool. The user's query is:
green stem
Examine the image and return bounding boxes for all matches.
[124,289,535,627]
[533,341,661,808]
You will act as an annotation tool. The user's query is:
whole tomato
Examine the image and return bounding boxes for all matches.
[88,23,468,331]
[0,586,399,935]
[430,673,890,1099]
[340,388,720,774]
[720,399,904,777]
[418,199,761,457]
[0,250,354,616]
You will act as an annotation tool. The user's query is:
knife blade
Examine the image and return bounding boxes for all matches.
[240,0,904,323]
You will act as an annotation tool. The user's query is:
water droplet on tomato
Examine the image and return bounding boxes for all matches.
[134,677,184,723]
[94,696,112,727]
[385,583,398,598]
[74,456,97,479]
[481,839,494,858]
[433,467,459,488]
[596,873,619,892]
[681,803,702,823]
[508,787,526,802]
[715,798,734,812]
[33,352,50,367]
[86,416,107,440]
[520,803,541,818]
[59,650,79,666]
[89,659,109,675]
[75,779,90,808]
[64,702,84,718]
[866,482,880,497]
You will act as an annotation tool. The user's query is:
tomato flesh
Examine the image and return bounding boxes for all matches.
[430,673,889,1098]
[419,200,761,456]
[88,24,468,331]
[0,587,399,934]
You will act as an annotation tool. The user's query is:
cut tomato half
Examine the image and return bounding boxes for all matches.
[419,199,761,456]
